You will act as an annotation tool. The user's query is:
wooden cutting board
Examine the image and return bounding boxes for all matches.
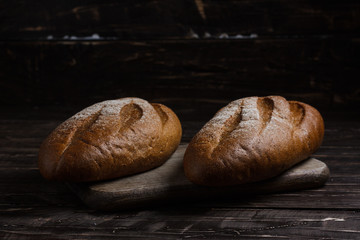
[67,145,329,210]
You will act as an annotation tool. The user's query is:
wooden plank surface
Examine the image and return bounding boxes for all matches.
[1,39,359,107]
[1,0,359,238]
[0,109,359,239]
[67,145,329,210]
[0,207,359,239]
[1,0,360,40]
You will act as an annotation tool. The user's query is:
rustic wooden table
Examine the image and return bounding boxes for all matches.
[1,0,360,238]
[0,107,359,239]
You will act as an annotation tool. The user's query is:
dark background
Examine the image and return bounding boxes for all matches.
[1,1,360,238]
[1,0,360,121]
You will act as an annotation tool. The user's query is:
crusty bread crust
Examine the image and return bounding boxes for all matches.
[183,96,324,186]
[38,98,182,182]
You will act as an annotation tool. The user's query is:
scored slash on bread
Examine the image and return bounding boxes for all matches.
[183,96,324,186]
[38,98,182,182]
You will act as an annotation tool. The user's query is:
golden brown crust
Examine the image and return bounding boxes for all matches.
[183,96,324,186]
[38,98,182,182]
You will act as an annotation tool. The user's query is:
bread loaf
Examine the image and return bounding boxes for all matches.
[183,96,324,186]
[38,98,182,182]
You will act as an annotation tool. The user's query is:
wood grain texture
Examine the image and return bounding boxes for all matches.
[0,108,359,239]
[1,0,360,40]
[1,39,359,107]
[0,207,359,239]
[1,0,360,237]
